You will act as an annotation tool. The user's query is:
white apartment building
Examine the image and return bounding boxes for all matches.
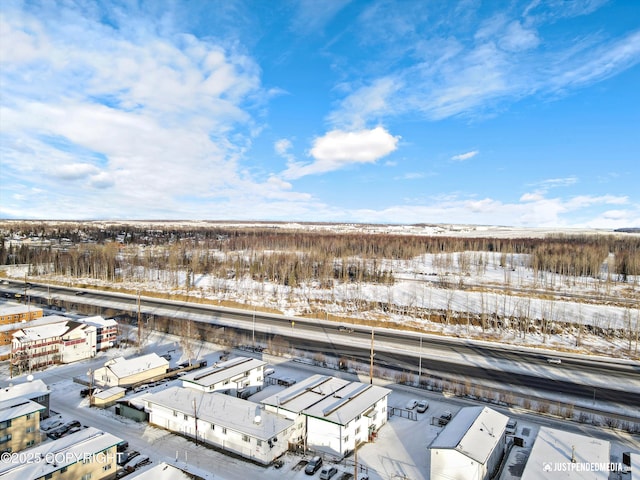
[261,374,391,457]
[180,356,266,395]
[144,386,293,465]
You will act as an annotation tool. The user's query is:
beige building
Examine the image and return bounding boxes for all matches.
[92,387,127,408]
[0,427,121,480]
[0,398,45,453]
[94,352,169,388]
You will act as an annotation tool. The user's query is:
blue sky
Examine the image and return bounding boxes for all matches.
[1,0,639,227]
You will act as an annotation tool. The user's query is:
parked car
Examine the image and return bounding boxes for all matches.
[42,420,64,431]
[264,367,275,376]
[160,353,172,360]
[124,455,149,472]
[305,456,323,475]
[405,399,418,410]
[416,400,429,413]
[338,325,353,333]
[319,466,338,479]
[118,450,139,465]
[506,419,518,434]
[116,440,129,452]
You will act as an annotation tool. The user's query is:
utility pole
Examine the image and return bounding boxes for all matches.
[369,328,375,385]
[137,290,142,349]
[193,398,198,445]
[418,336,423,380]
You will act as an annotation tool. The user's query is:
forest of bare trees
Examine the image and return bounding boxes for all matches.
[1,221,639,289]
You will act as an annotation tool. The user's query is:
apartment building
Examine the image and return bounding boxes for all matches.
[0,398,45,453]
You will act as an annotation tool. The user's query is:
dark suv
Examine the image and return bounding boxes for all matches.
[305,456,323,475]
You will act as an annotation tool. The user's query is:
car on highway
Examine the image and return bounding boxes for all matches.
[305,456,323,475]
[547,358,562,364]
[416,400,429,413]
[338,325,354,333]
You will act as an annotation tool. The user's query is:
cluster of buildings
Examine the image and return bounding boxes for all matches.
[0,303,117,374]
[428,405,637,480]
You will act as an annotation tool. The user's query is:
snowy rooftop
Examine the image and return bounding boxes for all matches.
[93,386,126,400]
[0,303,42,316]
[0,427,122,480]
[0,398,45,422]
[521,426,610,480]
[12,319,79,342]
[181,357,265,388]
[429,406,509,464]
[129,462,198,480]
[0,314,71,334]
[0,378,49,400]
[105,352,169,379]
[261,374,391,426]
[81,315,117,328]
[144,386,293,441]
[631,452,639,480]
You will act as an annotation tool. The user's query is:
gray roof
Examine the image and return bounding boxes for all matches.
[145,386,293,441]
[181,356,265,388]
[429,406,508,464]
[261,374,391,426]
[0,427,122,480]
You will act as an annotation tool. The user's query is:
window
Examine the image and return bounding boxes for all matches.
[44,474,53,480]
[184,414,188,421]
[222,427,227,435]
[173,410,178,417]
[210,423,215,430]
[355,414,361,421]
[242,434,250,443]
[355,427,361,434]
[344,435,349,442]
[81,474,92,480]
[103,464,112,471]
[60,467,67,473]
[257,439,262,447]
[26,440,35,447]
[26,426,35,433]
[0,434,12,444]
[26,414,33,420]
[0,420,10,430]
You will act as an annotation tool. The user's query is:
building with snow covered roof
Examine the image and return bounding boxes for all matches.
[143,386,293,465]
[81,316,118,350]
[429,406,509,480]
[0,397,45,453]
[0,426,121,480]
[128,462,205,480]
[521,426,611,480]
[260,374,391,457]
[0,378,50,418]
[0,303,43,358]
[180,356,266,395]
[94,352,169,388]
[10,318,96,374]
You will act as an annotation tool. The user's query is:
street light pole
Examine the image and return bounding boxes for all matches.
[369,328,375,385]
[418,336,423,380]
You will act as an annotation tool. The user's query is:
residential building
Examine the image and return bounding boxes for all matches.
[0,398,45,453]
[261,374,391,457]
[429,406,509,480]
[93,352,169,388]
[0,426,121,480]
[0,378,51,418]
[128,462,206,480]
[92,387,127,408]
[81,316,118,350]
[10,318,96,373]
[521,426,611,480]
[144,386,294,465]
[0,303,43,357]
[180,356,266,396]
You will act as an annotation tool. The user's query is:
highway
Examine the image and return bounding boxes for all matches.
[3,279,640,411]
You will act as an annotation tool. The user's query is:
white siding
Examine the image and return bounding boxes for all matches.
[431,448,484,480]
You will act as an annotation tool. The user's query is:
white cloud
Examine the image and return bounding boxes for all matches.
[282,127,400,179]
[52,163,100,180]
[451,150,479,161]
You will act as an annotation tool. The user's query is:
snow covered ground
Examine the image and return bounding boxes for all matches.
[2,330,638,480]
